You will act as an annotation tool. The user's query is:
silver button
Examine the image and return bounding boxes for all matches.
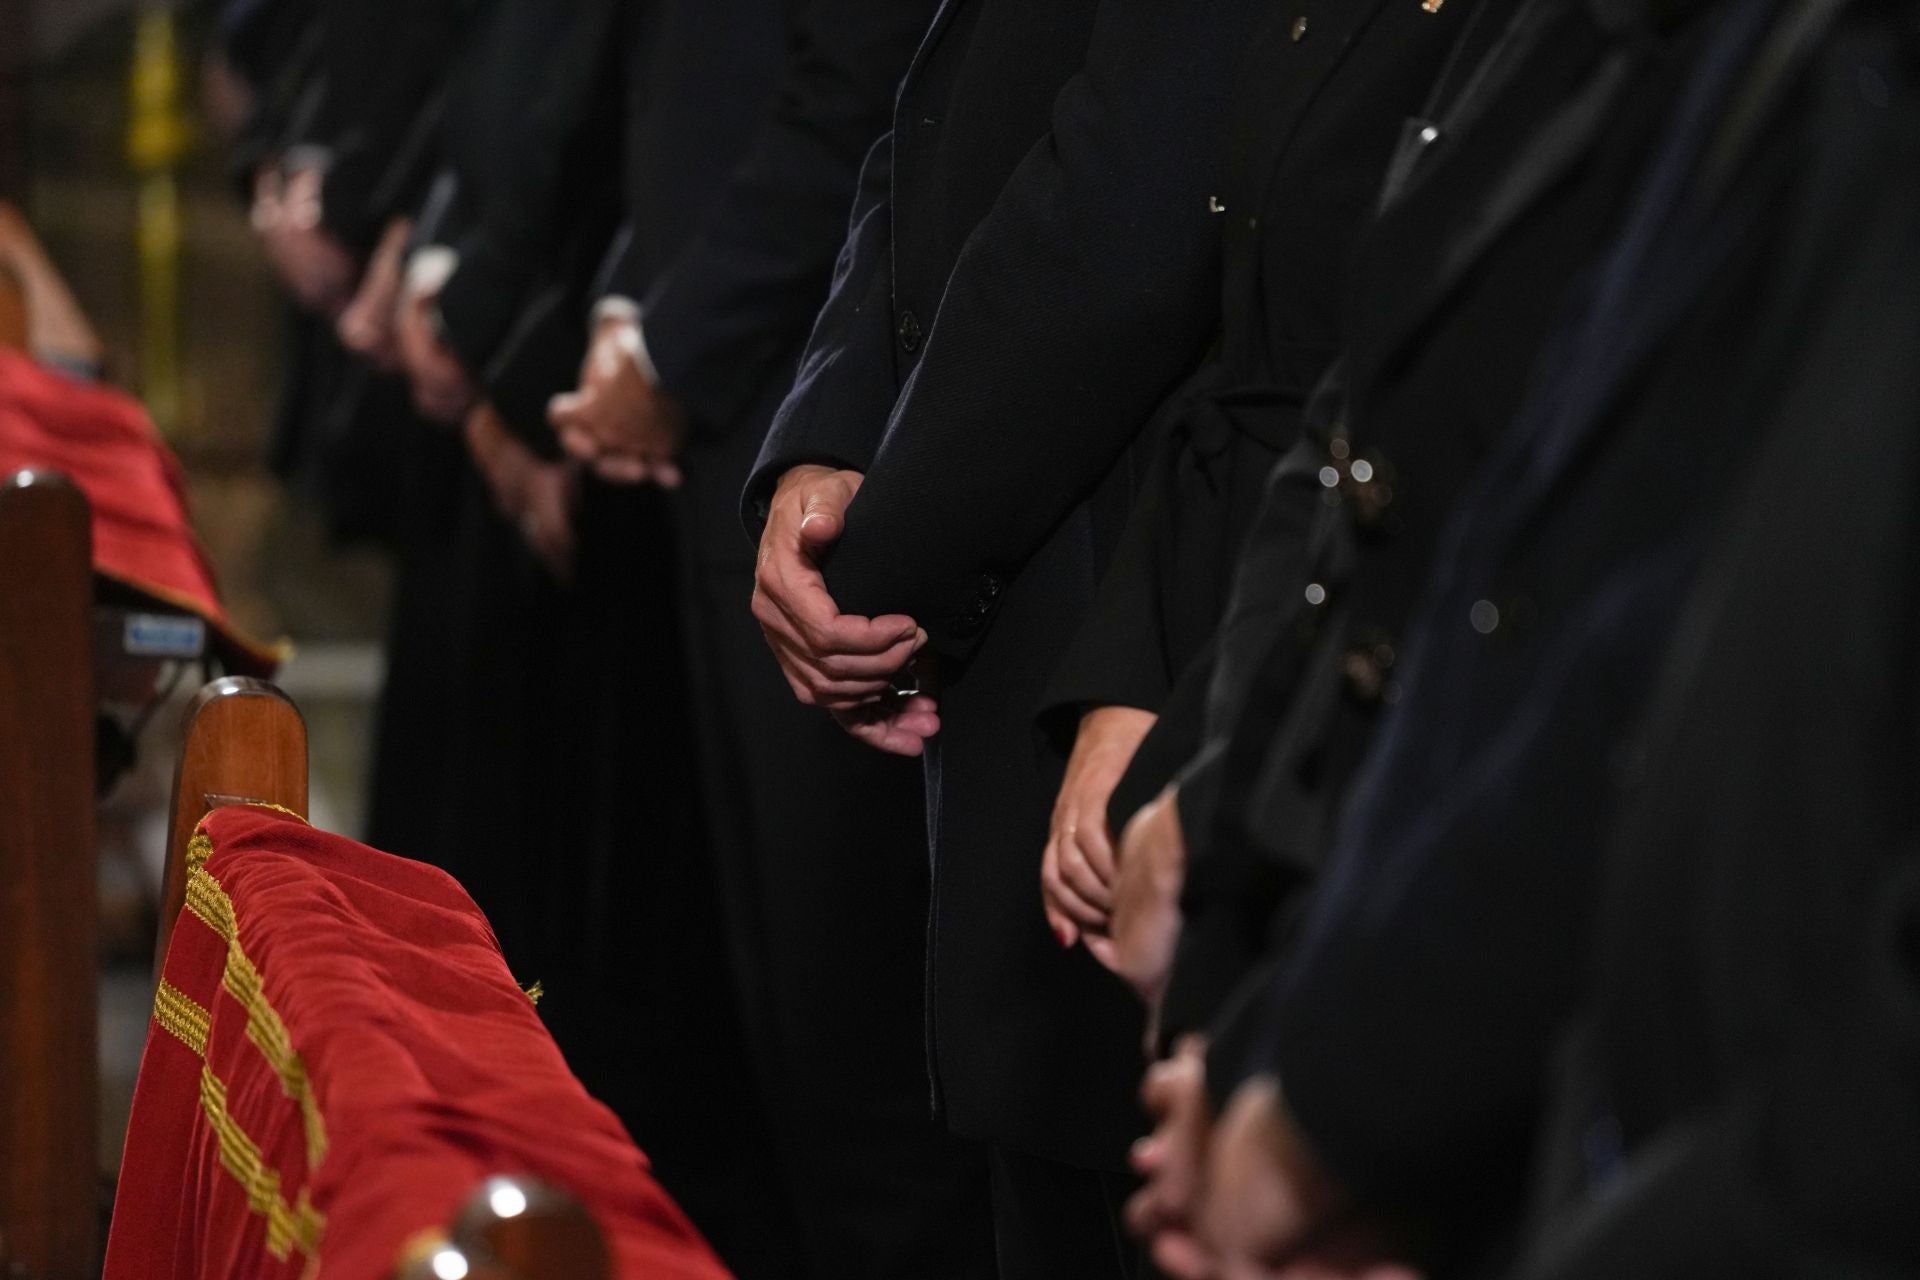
[1469,600,1501,635]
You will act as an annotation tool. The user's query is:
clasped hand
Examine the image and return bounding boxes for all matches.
[254,163,358,318]
[396,268,477,424]
[1131,1057,1419,1280]
[752,464,937,755]
[551,315,687,487]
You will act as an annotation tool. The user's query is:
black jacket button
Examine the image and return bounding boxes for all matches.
[897,309,922,353]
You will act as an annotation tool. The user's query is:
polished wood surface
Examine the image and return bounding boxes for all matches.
[154,676,307,972]
[0,469,99,1280]
[392,1178,613,1280]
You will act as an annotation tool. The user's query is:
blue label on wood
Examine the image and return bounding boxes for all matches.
[124,613,206,658]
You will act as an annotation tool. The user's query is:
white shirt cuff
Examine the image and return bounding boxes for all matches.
[405,245,460,299]
[593,296,659,386]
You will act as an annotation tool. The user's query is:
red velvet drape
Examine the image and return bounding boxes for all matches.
[104,806,733,1280]
[0,349,277,673]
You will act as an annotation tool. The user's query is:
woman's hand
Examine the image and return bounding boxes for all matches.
[1041,704,1158,962]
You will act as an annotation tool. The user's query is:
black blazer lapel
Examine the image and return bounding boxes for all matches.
[1364,0,1636,364]
[895,0,969,111]
[1237,0,1405,212]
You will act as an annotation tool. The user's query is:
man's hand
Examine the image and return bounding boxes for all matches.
[1202,1077,1417,1280]
[464,403,578,582]
[550,313,687,487]
[1109,785,1189,1025]
[832,686,944,757]
[1043,705,1159,955]
[397,264,477,423]
[1127,1036,1218,1280]
[258,163,359,317]
[752,463,926,715]
[337,217,412,372]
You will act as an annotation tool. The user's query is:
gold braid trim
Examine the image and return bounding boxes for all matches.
[238,802,309,825]
[197,1064,325,1261]
[183,860,329,1170]
[154,981,211,1056]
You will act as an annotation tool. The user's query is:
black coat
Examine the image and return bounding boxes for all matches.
[1042,0,1497,747]
[747,0,1268,1168]
[1136,0,1692,1046]
[1514,6,1920,1272]
[1207,0,1862,1265]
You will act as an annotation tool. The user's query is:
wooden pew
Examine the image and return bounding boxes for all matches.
[145,678,614,1280]
[0,470,99,1280]
[0,468,223,1280]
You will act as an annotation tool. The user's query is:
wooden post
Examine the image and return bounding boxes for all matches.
[0,469,99,1280]
[154,677,307,973]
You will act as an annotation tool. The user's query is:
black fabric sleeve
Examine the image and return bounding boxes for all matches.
[743,130,908,527]
[480,284,589,457]
[638,0,938,432]
[302,0,463,251]
[434,0,623,375]
[816,0,1264,658]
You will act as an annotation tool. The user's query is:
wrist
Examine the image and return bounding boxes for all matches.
[1079,704,1157,752]
[592,302,661,389]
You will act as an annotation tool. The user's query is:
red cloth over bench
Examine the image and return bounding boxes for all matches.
[0,348,276,673]
[103,806,732,1280]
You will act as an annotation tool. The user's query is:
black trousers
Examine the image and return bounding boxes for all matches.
[676,454,998,1280]
[370,470,793,1274]
[989,1146,1143,1280]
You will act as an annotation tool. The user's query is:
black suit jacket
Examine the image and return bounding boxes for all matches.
[600,0,938,438]
[591,0,937,570]
[747,0,1267,1167]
